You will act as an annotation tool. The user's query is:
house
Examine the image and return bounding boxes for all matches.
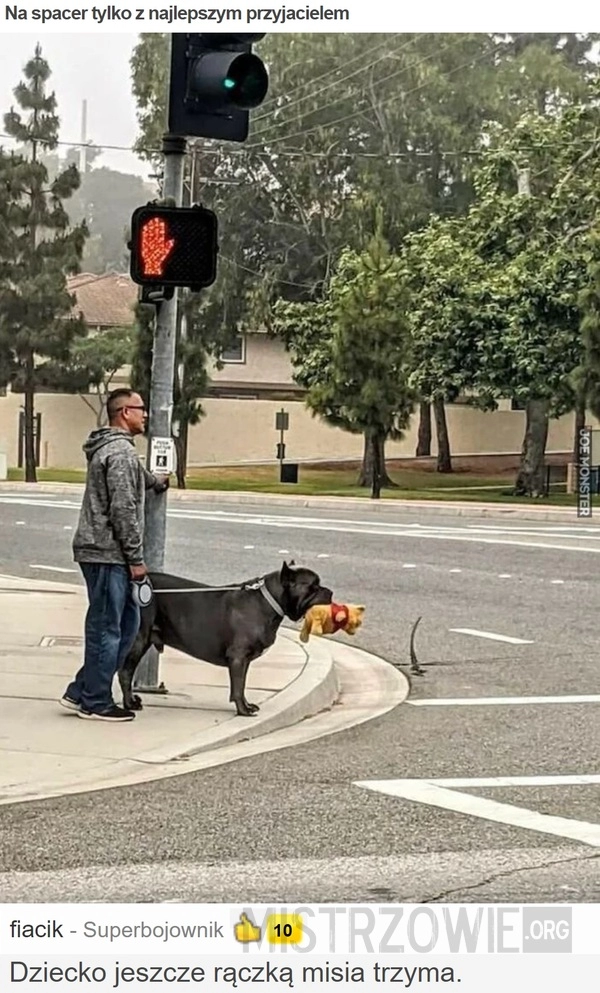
[68,271,139,335]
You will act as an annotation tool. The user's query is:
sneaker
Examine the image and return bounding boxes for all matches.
[77,705,135,722]
[59,695,80,712]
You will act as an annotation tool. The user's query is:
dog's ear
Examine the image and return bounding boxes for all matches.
[280,560,292,583]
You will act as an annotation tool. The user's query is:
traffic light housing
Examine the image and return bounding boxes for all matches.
[129,204,218,289]
[168,34,269,142]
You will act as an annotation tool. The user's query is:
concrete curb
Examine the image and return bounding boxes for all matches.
[134,629,339,764]
[0,573,341,803]
[0,578,339,760]
[0,480,582,523]
[0,639,407,808]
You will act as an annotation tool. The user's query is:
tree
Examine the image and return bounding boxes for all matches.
[0,46,87,481]
[68,166,154,274]
[273,220,414,496]
[404,97,600,496]
[466,106,600,496]
[129,33,599,482]
[64,326,137,426]
[401,216,499,472]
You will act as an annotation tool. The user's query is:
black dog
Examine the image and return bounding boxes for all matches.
[118,561,333,717]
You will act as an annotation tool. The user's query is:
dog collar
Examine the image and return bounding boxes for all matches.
[258,580,285,618]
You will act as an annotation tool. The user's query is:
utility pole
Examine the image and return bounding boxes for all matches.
[132,133,186,692]
[517,167,530,196]
[129,32,269,691]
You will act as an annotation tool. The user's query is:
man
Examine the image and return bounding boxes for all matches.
[60,388,169,722]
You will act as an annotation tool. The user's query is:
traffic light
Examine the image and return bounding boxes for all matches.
[129,204,218,290]
[168,33,269,142]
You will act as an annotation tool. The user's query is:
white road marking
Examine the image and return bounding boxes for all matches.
[29,564,77,573]
[16,521,25,525]
[402,563,416,569]
[449,628,533,644]
[1,496,599,554]
[411,775,600,787]
[551,579,565,584]
[63,526,72,531]
[317,553,329,559]
[243,545,255,549]
[498,573,512,578]
[355,776,600,847]
[409,695,600,707]
[449,568,462,573]
[278,549,290,554]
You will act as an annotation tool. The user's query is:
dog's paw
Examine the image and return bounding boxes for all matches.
[235,701,260,717]
[128,694,144,711]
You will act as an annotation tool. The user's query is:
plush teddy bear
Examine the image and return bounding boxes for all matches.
[300,603,366,643]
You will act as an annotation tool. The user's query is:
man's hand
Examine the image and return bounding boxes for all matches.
[154,474,170,493]
[130,563,148,580]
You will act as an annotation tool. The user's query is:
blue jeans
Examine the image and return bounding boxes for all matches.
[66,563,140,713]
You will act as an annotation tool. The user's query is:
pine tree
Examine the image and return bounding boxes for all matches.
[0,45,87,481]
[309,216,415,498]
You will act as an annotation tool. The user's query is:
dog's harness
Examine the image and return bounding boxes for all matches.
[141,577,285,618]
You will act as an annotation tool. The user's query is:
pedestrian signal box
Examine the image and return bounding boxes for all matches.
[129,205,218,289]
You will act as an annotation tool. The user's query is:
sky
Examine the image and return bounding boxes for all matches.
[0,35,149,178]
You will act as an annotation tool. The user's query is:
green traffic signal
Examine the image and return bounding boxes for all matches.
[222,53,268,109]
[169,34,269,142]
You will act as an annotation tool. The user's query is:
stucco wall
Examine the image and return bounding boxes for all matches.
[0,391,581,470]
[207,333,295,385]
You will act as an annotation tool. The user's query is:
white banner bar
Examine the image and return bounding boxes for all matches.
[0,3,598,34]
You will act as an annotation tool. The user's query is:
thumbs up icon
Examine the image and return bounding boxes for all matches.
[234,913,261,943]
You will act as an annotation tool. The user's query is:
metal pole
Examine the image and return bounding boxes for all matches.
[133,132,186,693]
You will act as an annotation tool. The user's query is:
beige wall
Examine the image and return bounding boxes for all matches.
[189,399,579,466]
[207,333,295,385]
[0,389,582,470]
[0,392,145,469]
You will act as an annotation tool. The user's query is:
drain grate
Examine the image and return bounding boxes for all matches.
[39,636,83,648]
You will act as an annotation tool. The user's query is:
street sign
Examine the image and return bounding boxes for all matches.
[150,436,175,475]
[276,411,289,431]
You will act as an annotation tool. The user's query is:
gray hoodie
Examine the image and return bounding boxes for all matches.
[73,427,159,566]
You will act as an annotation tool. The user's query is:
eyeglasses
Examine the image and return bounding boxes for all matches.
[117,405,146,413]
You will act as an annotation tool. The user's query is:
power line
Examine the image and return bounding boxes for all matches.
[221,255,319,290]
[2,130,596,167]
[246,38,515,151]
[0,131,163,158]
[252,34,421,127]
[249,35,469,145]
[257,33,402,114]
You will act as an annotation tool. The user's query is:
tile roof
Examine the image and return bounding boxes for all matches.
[67,272,138,327]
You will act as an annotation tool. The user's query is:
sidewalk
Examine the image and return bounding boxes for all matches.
[0,480,585,522]
[0,575,339,805]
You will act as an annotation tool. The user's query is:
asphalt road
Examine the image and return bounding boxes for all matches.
[0,489,599,903]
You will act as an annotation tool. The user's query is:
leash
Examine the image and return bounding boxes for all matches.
[135,577,285,618]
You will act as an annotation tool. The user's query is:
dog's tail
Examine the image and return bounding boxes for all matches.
[409,616,425,676]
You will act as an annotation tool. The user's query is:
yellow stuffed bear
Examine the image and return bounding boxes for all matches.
[300,602,365,643]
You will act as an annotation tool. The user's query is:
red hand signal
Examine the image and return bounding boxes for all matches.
[140,217,175,277]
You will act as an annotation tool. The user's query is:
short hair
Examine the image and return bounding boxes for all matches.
[107,388,136,423]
